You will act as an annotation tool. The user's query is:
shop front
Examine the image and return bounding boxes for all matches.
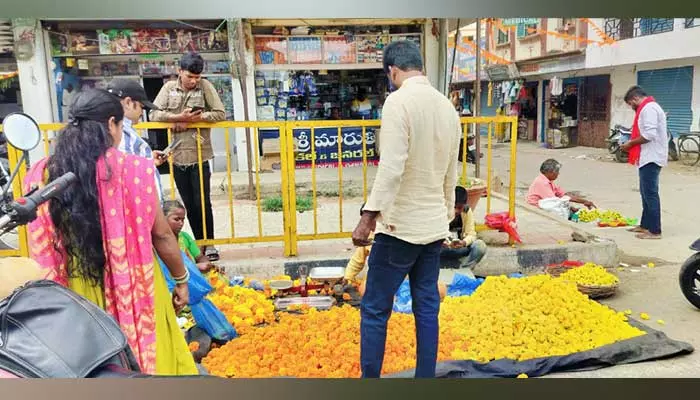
[248,19,427,169]
[42,19,236,170]
[519,53,612,149]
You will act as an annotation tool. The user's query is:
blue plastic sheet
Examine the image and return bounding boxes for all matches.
[392,273,485,314]
[446,273,485,297]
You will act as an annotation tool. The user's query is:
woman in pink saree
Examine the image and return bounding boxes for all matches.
[23,89,197,375]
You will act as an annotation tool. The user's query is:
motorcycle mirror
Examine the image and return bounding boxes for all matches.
[2,112,41,152]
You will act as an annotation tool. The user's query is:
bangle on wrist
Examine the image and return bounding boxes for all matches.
[173,270,190,285]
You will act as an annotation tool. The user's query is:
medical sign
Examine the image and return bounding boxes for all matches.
[501,18,539,27]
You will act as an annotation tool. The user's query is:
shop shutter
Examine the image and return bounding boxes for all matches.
[637,66,694,136]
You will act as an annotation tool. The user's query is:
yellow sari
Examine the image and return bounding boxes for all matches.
[69,255,198,375]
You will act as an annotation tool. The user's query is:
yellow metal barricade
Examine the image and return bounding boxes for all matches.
[0,116,518,259]
[458,116,518,235]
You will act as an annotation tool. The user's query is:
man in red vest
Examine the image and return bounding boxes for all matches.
[620,85,668,240]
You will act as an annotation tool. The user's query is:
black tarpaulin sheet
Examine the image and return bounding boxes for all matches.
[386,319,694,378]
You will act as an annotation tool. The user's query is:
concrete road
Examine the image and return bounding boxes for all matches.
[548,263,699,378]
[484,142,700,377]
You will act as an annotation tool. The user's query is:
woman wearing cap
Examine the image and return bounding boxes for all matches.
[22,89,198,376]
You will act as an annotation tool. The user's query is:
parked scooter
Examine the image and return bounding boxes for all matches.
[679,239,700,310]
[606,114,679,163]
[0,113,211,378]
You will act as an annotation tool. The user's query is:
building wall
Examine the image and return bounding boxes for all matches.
[586,18,700,69]
[514,34,543,61]
[545,18,578,54]
[582,19,700,131]
[607,60,700,131]
[424,19,441,89]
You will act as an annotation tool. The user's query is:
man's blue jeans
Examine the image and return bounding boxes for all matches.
[360,233,443,378]
[639,163,662,235]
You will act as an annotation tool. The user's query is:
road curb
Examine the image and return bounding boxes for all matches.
[220,239,619,280]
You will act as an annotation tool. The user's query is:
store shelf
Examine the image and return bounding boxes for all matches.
[51,51,228,59]
[80,75,140,80]
[255,63,383,71]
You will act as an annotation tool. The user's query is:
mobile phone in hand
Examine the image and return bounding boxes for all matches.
[161,138,183,158]
[189,106,205,113]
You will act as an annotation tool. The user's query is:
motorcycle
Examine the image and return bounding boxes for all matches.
[459,134,482,164]
[679,239,700,310]
[0,113,210,379]
[606,116,679,164]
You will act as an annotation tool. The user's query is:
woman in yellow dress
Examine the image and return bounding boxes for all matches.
[23,89,197,376]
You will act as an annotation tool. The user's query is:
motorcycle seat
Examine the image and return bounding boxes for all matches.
[615,125,632,133]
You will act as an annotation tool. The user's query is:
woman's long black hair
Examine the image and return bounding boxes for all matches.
[47,88,124,287]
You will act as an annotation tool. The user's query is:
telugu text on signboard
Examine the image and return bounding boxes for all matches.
[293,127,380,168]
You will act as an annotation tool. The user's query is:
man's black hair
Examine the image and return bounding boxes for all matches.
[624,86,648,103]
[382,40,423,75]
[179,52,205,75]
[455,186,468,206]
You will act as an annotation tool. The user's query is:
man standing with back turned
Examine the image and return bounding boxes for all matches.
[352,41,461,378]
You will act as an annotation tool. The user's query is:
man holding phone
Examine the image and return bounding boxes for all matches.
[150,51,226,261]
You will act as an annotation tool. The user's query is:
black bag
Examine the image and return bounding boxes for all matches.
[0,280,142,378]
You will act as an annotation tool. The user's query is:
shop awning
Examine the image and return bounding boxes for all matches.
[246,18,425,27]
[485,63,520,81]
[516,50,586,77]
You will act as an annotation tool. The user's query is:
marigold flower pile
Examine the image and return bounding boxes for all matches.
[202,275,645,378]
[559,262,620,286]
[207,273,276,335]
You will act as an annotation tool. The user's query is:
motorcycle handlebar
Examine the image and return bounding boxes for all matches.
[0,172,77,231]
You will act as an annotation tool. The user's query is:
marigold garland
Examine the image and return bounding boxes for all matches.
[202,275,645,378]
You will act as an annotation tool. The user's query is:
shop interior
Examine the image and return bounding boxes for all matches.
[255,69,388,121]
[545,78,579,148]
[517,81,538,141]
[251,23,422,122]
[43,19,233,172]
[0,54,21,121]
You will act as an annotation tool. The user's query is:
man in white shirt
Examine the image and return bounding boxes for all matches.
[620,86,668,239]
[351,40,461,378]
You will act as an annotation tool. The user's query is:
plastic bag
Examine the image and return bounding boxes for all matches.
[485,212,523,243]
[392,273,487,314]
[190,298,238,342]
[392,280,413,314]
[158,251,212,305]
[538,197,570,220]
[446,273,484,297]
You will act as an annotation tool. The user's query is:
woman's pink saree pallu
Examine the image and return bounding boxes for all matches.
[23,148,159,374]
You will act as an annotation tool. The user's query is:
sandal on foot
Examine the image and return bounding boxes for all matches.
[627,226,647,233]
[636,232,662,240]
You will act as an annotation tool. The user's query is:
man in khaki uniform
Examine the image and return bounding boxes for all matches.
[150,51,226,261]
